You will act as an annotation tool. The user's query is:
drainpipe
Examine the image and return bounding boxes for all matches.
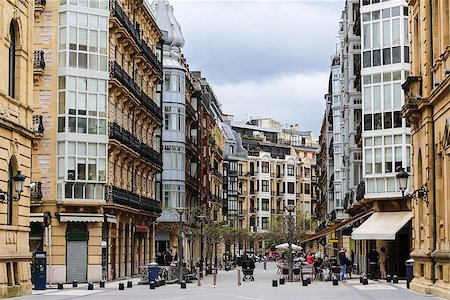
[428,0,437,285]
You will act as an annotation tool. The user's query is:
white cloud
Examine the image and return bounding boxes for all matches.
[214,71,328,135]
[166,1,342,135]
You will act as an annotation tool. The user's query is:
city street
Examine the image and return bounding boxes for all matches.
[23,262,442,300]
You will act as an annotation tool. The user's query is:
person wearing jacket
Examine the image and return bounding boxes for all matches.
[338,248,347,281]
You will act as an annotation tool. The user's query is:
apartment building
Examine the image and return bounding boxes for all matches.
[352,0,412,278]
[31,0,163,283]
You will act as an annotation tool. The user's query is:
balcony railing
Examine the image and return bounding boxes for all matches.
[33,115,44,135]
[186,173,199,188]
[109,61,162,122]
[356,181,365,201]
[109,0,162,74]
[33,50,45,70]
[355,123,362,146]
[106,185,162,213]
[109,122,162,167]
[30,182,43,201]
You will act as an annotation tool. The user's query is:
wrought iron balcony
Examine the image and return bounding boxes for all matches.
[33,50,45,70]
[186,173,199,188]
[106,185,162,213]
[109,0,162,74]
[30,182,43,201]
[33,115,44,135]
[355,123,362,146]
[109,122,162,167]
[356,181,365,201]
[109,61,161,122]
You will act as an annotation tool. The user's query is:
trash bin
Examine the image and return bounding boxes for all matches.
[148,262,159,283]
[405,258,414,289]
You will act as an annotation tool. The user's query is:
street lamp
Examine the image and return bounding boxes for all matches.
[197,215,206,275]
[176,207,185,284]
[285,204,296,282]
[396,167,429,206]
[0,170,26,202]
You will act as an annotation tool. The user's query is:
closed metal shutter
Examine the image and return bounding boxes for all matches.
[67,240,87,282]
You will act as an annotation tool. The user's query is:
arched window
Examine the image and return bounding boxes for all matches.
[9,21,17,99]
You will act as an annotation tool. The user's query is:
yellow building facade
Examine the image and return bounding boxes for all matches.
[31,0,163,283]
[403,0,450,298]
[0,0,35,296]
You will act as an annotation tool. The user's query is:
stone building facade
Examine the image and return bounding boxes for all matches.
[402,0,450,297]
[0,0,35,296]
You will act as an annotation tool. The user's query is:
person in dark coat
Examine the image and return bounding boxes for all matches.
[369,247,380,279]
[156,252,165,265]
[164,249,173,266]
[338,248,347,281]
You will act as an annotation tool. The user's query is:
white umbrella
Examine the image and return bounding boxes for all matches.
[275,243,303,251]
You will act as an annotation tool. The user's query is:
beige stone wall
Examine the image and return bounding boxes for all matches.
[407,0,450,298]
[0,0,35,296]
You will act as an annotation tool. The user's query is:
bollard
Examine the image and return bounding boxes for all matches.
[332,276,338,286]
[197,267,201,286]
[362,276,368,285]
[302,278,308,286]
[272,279,278,287]
[386,274,392,282]
[72,280,78,288]
[279,276,285,285]
[58,282,64,290]
[237,267,241,286]
[88,282,94,290]
[119,282,124,290]
[393,275,399,283]
[100,281,105,288]
[127,280,132,288]
[213,268,217,288]
[149,281,155,289]
[264,261,267,271]
[180,280,186,289]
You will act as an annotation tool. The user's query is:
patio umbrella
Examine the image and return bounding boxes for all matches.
[275,243,303,251]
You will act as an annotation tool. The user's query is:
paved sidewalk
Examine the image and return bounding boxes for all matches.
[22,262,442,300]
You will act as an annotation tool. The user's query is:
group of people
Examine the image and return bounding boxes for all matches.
[156,249,178,266]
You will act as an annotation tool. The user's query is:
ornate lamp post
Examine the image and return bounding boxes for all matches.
[396,167,429,205]
[176,207,185,284]
[285,204,296,282]
[0,170,26,202]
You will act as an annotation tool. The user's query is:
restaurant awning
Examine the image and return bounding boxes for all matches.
[300,210,374,243]
[58,213,104,223]
[351,211,412,240]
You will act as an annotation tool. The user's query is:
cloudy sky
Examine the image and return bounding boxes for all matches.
[170,0,343,136]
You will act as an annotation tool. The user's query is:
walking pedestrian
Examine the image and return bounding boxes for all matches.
[338,248,347,281]
[379,247,387,279]
[165,249,173,266]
